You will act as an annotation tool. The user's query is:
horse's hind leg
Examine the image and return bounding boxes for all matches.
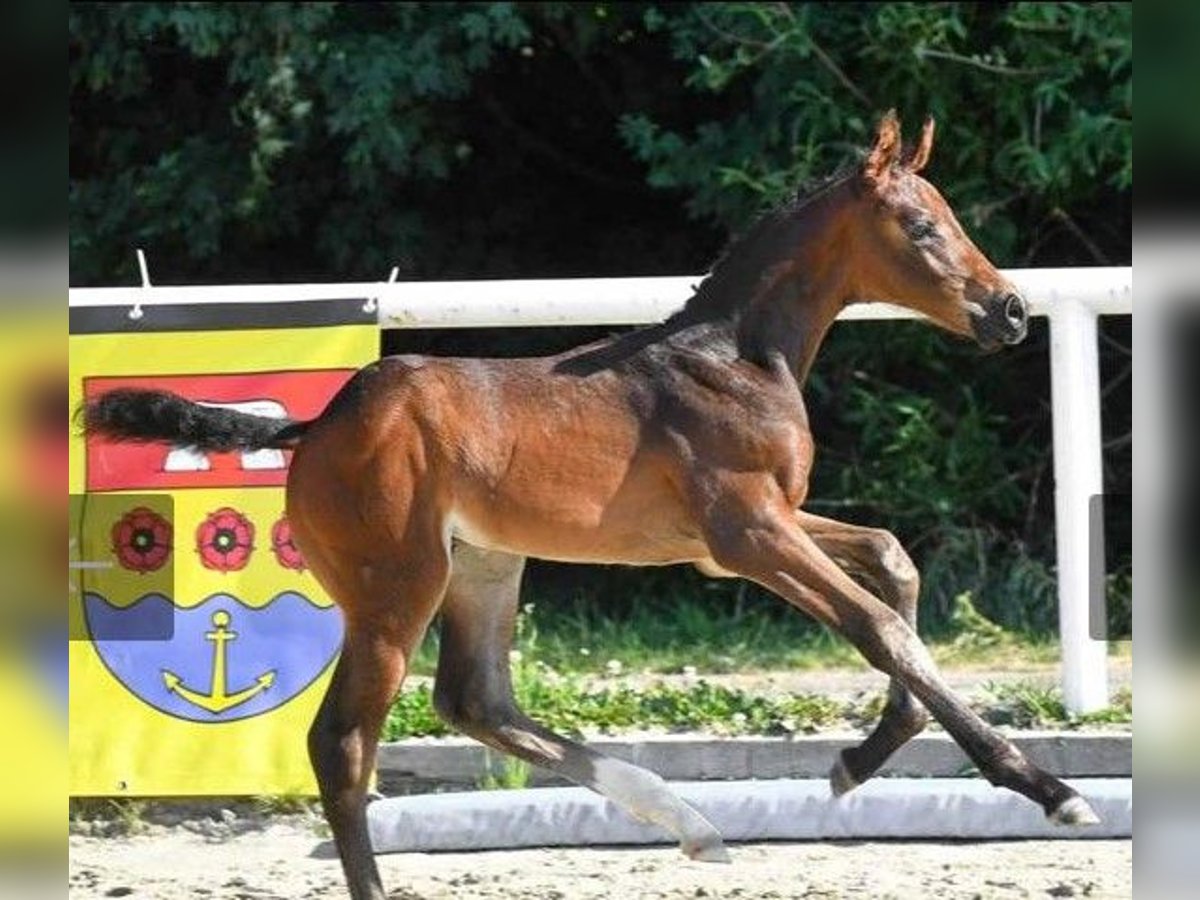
[798,512,929,794]
[432,543,730,862]
[306,547,450,900]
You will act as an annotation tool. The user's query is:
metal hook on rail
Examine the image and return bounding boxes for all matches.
[364,266,398,315]
[130,248,151,320]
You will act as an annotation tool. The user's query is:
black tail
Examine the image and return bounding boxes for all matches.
[77,388,310,451]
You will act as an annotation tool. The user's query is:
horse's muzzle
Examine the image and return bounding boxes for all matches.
[972,292,1028,348]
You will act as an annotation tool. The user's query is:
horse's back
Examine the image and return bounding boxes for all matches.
[289,352,709,565]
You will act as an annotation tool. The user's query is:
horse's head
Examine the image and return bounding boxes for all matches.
[848,110,1027,349]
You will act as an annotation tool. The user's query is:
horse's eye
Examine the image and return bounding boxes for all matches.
[907,219,938,242]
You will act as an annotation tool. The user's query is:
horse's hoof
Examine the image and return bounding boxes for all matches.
[683,837,732,864]
[366,790,386,804]
[1048,795,1101,826]
[829,754,859,798]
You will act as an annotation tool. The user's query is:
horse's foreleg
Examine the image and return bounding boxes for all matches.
[433,543,730,862]
[707,493,1099,825]
[798,512,929,793]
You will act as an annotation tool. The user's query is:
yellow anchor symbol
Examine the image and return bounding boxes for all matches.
[162,610,276,714]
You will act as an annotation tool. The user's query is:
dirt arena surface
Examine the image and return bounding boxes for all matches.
[69,815,1131,899]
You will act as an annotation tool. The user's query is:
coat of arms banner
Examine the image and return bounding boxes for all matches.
[69,298,377,795]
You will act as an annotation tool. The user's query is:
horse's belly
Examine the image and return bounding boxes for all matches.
[447,496,708,566]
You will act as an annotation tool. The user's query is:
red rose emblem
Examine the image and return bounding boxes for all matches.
[270,515,306,571]
[196,507,255,572]
[111,506,173,573]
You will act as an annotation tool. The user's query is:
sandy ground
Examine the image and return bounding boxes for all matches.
[69,816,1131,899]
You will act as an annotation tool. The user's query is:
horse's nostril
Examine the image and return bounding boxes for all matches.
[1004,293,1027,327]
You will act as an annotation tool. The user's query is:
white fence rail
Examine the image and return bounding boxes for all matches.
[69,265,1132,713]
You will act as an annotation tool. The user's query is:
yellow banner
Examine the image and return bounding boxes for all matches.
[69,306,376,795]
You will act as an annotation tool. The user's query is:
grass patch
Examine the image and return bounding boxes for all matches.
[385,590,1128,740]
[389,601,849,739]
[981,681,1133,729]
[250,793,319,817]
[477,751,533,791]
[69,798,148,836]
[410,593,870,679]
[384,671,1132,740]
[384,672,845,741]
[409,591,1070,680]
[927,592,1062,667]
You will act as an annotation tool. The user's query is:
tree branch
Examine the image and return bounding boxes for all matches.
[774,3,871,107]
[916,47,1055,77]
[805,33,872,107]
[1050,207,1110,265]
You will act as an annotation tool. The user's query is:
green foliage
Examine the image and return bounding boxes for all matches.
[441,588,863,676]
[478,751,533,790]
[70,2,538,280]
[68,798,150,837]
[383,675,845,741]
[251,792,319,817]
[387,604,847,739]
[624,2,1132,261]
[832,381,1027,528]
[982,681,1132,729]
[388,672,1135,737]
[947,591,1008,651]
[70,2,1131,278]
[918,528,1059,634]
[382,600,1122,739]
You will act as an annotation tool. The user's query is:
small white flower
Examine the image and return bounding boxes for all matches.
[605,659,623,677]
[579,647,591,657]
[509,649,523,664]
[681,665,698,678]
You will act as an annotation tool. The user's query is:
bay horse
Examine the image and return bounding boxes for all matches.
[83,111,1098,900]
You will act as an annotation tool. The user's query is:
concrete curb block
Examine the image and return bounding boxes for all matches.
[376,731,1131,790]
[367,777,1132,853]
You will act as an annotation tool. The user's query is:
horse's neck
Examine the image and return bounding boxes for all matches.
[733,277,844,384]
[678,192,852,385]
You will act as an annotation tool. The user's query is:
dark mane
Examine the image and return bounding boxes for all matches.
[673,163,859,321]
[554,163,860,376]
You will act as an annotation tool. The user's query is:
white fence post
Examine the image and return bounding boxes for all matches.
[1049,298,1110,714]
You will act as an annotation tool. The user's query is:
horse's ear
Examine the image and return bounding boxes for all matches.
[863,109,902,186]
[903,116,935,173]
